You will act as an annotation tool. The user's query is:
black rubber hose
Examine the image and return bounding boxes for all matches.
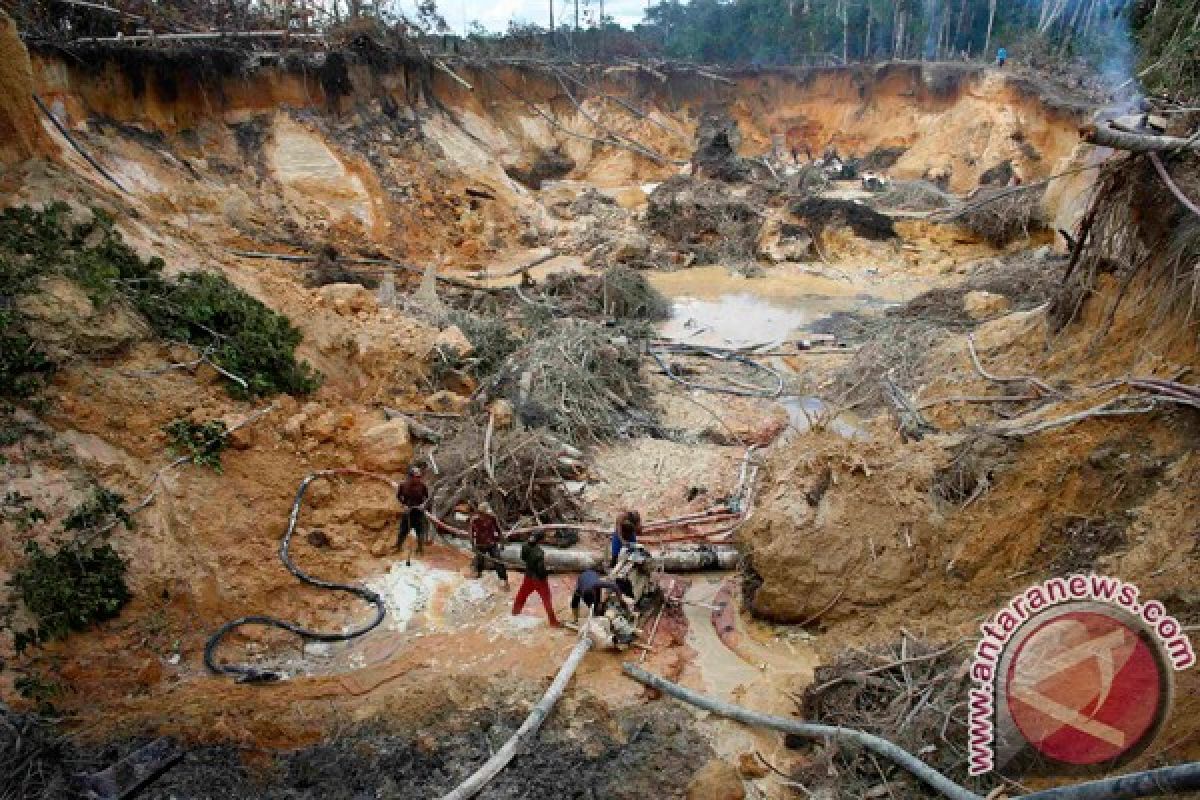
[204,470,389,682]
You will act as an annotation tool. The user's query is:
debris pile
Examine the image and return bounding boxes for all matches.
[953,186,1048,246]
[482,319,656,445]
[646,176,767,265]
[535,267,670,323]
[691,113,761,182]
[869,180,955,212]
[788,197,897,241]
[796,637,984,798]
[430,422,586,530]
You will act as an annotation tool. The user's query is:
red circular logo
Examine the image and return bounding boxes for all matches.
[1003,608,1169,766]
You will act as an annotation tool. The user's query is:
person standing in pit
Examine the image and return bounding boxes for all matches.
[997,46,1008,68]
[470,501,509,590]
[512,531,560,626]
[609,511,641,568]
[396,465,429,566]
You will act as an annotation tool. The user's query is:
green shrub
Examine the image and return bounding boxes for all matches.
[62,487,131,533]
[10,540,130,653]
[136,272,321,399]
[0,311,54,399]
[2,491,47,532]
[164,417,228,472]
[0,203,320,400]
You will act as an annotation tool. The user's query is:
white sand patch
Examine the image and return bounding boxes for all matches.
[366,562,457,632]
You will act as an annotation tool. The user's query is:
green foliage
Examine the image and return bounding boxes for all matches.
[14,672,63,715]
[63,487,131,533]
[136,272,321,398]
[1134,0,1200,100]
[164,417,228,472]
[0,203,320,400]
[9,540,130,653]
[0,312,55,400]
[2,492,47,532]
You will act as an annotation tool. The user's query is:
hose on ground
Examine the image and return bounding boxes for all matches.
[204,470,391,682]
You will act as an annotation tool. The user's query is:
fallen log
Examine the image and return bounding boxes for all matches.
[381,407,443,442]
[439,636,593,800]
[1081,124,1200,153]
[492,544,739,573]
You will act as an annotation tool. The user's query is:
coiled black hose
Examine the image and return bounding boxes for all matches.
[204,470,392,682]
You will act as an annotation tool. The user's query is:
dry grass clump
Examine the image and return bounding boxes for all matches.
[955,187,1048,246]
[487,319,656,445]
[871,180,954,212]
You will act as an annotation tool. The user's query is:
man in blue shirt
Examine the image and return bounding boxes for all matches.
[997,47,1008,68]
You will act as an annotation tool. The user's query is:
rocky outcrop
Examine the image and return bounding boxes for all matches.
[358,418,414,472]
[0,11,52,165]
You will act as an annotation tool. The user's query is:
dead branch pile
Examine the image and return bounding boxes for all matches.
[931,434,1013,508]
[811,312,946,410]
[536,267,670,322]
[1053,154,1200,333]
[1039,514,1128,573]
[430,422,584,532]
[871,180,955,212]
[955,186,1048,246]
[798,637,986,799]
[646,176,767,264]
[485,319,656,445]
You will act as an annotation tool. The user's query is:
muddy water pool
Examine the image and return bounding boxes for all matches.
[648,264,908,348]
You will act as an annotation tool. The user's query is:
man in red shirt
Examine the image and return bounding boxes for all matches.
[470,501,509,589]
[396,465,429,566]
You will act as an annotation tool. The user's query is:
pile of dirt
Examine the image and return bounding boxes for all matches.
[740,432,947,624]
[859,145,908,171]
[505,148,575,190]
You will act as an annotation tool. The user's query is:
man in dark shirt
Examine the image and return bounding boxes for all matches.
[396,465,429,566]
[470,501,509,589]
[511,531,560,626]
[570,568,629,622]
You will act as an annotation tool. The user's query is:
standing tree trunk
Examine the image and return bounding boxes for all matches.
[983,0,997,59]
[864,3,873,60]
[842,0,849,63]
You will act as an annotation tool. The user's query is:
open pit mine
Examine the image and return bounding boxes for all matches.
[1,8,1199,800]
